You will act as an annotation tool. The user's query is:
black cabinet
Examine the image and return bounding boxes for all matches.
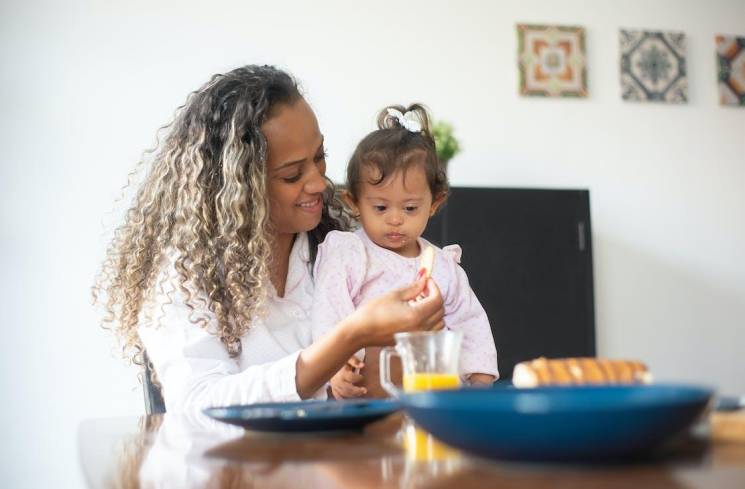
[423,187,596,380]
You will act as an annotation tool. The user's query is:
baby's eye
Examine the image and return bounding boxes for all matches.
[405,206,419,212]
[373,205,387,212]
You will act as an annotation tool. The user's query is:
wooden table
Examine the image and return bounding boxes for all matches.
[78,412,745,489]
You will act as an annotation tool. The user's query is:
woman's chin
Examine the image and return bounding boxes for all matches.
[271,210,324,235]
[296,213,323,233]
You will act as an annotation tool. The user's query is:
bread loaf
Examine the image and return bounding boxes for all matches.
[512,357,652,388]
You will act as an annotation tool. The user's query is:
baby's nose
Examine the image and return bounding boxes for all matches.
[386,211,404,225]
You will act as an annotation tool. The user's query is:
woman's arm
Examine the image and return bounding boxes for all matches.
[141,260,443,408]
[139,311,317,411]
[295,276,444,399]
[139,255,330,412]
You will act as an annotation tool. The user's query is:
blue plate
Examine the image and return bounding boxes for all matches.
[399,384,713,461]
[203,399,401,432]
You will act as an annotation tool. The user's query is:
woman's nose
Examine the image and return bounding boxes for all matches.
[304,165,327,194]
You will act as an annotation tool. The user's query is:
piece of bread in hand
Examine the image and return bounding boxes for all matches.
[419,245,435,280]
[512,357,653,388]
[410,246,436,304]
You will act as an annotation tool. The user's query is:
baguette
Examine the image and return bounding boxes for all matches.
[512,357,652,388]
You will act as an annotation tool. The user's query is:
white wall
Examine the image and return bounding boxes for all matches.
[2,0,743,487]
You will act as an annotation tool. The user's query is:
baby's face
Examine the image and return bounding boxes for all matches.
[349,165,441,257]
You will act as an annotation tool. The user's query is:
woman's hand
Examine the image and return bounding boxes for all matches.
[345,277,445,350]
[295,276,443,399]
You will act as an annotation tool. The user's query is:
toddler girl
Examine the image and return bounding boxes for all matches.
[312,104,499,398]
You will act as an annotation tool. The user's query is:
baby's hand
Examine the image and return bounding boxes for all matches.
[468,373,496,386]
[330,356,368,399]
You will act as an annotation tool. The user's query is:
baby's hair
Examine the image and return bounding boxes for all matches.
[345,103,448,204]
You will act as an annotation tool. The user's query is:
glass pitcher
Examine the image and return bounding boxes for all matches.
[380,330,463,397]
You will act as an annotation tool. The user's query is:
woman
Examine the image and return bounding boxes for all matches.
[94,65,444,411]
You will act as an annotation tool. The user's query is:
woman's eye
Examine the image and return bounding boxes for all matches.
[314,150,328,162]
[283,173,302,183]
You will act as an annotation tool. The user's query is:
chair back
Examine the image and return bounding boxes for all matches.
[143,352,166,414]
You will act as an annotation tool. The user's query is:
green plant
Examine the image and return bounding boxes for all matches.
[432,120,461,166]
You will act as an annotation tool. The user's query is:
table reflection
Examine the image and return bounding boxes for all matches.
[82,410,744,489]
[99,411,469,489]
[399,418,464,488]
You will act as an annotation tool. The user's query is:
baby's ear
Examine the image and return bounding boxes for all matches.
[429,192,447,216]
[341,190,360,215]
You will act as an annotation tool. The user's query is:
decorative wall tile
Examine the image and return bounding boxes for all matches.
[517,24,587,98]
[716,35,745,106]
[620,30,687,103]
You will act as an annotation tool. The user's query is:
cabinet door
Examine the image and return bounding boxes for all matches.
[423,187,596,379]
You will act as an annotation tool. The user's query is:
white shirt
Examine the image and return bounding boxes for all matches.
[138,232,326,412]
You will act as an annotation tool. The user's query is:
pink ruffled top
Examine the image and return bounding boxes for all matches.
[311,228,499,378]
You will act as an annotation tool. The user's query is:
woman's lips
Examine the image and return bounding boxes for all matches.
[296,196,322,213]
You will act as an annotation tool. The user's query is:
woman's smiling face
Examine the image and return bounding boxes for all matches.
[263,98,328,237]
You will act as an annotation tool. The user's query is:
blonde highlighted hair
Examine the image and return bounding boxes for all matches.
[93,65,349,372]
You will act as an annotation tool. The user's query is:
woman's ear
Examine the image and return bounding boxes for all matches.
[341,190,361,217]
[429,192,447,217]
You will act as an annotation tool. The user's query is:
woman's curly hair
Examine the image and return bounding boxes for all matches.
[93,65,349,373]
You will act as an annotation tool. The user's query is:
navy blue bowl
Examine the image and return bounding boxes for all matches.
[399,384,713,461]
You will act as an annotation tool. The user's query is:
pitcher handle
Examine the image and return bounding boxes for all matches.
[380,347,402,398]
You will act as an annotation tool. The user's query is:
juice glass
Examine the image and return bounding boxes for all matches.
[380,330,463,397]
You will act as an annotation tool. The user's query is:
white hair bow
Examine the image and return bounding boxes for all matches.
[386,108,422,133]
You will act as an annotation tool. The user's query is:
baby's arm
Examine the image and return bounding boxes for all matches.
[311,232,366,340]
[311,231,369,398]
[329,355,366,399]
[468,373,497,386]
[441,246,499,384]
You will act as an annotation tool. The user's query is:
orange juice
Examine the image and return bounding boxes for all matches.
[403,373,461,392]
